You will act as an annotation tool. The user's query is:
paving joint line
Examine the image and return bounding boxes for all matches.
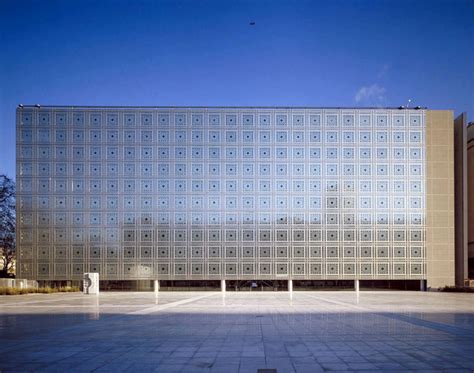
[128,292,220,315]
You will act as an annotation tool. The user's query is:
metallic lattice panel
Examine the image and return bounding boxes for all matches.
[16,107,426,280]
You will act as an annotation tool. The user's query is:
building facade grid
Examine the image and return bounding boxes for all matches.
[16,107,426,281]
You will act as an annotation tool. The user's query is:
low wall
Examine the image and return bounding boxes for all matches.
[0,278,39,289]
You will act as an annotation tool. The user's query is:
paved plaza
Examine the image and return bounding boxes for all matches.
[1,291,474,372]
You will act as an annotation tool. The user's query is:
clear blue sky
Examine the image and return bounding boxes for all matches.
[1,0,472,178]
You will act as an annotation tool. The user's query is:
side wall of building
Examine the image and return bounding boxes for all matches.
[425,110,455,288]
[468,123,474,278]
[453,113,468,286]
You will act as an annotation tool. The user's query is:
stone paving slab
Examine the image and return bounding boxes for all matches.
[1,291,474,372]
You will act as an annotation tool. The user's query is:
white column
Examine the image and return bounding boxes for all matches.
[288,279,293,292]
[154,280,160,293]
[420,280,426,292]
[354,279,359,292]
[221,279,226,292]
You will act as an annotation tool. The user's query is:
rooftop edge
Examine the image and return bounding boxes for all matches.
[16,105,429,110]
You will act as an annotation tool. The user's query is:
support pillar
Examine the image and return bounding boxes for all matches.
[354,279,359,292]
[221,279,226,293]
[420,280,426,292]
[154,280,160,293]
[288,279,293,292]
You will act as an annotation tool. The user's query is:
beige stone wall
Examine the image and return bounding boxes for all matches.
[425,110,455,288]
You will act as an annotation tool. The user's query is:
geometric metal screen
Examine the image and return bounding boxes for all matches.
[16,107,425,280]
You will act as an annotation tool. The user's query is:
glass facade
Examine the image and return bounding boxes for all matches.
[16,107,426,280]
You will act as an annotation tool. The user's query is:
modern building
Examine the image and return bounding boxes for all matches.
[16,106,457,289]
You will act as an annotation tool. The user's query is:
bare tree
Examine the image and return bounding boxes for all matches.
[0,175,15,277]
